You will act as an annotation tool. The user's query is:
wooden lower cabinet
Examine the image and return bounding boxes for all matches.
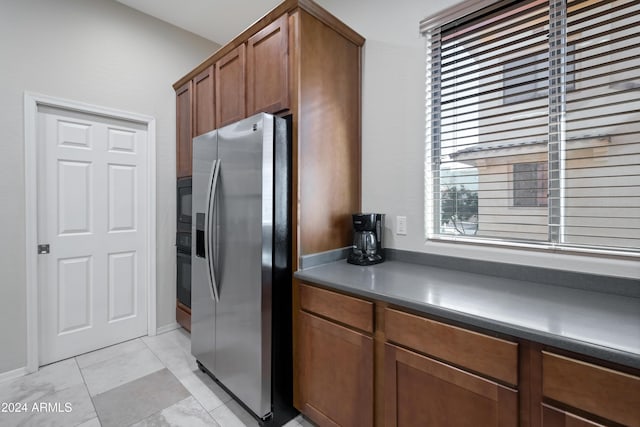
[298,310,373,427]
[385,343,518,427]
[294,283,640,426]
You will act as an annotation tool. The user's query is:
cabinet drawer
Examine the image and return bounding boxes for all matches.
[542,352,640,427]
[385,308,518,386]
[300,283,373,333]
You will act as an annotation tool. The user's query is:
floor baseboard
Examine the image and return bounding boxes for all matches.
[0,366,28,384]
[156,322,181,335]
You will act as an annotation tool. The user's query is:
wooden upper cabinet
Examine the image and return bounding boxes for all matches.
[247,15,290,115]
[193,65,215,137]
[295,10,362,255]
[176,80,192,178]
[173,1,365,259]
[385,343,518,427]
[215,44,246,127]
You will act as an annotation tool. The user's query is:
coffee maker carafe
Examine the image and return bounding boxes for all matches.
[347,213,385,265]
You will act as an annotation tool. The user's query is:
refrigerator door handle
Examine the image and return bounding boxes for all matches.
[204,159,221,302]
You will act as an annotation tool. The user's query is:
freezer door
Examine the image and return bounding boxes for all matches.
[191,130,218,372]
[215,113,274,418]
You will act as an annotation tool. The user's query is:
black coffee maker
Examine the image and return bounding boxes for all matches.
[347,213,385,265]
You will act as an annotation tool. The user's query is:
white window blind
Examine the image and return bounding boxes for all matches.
[423,0,640,254]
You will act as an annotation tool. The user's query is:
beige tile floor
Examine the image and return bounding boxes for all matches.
[0,328,312,427]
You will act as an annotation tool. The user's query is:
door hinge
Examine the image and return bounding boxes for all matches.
[38,244,50,254]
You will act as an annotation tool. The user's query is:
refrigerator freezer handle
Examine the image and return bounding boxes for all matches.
[204,159,221,302]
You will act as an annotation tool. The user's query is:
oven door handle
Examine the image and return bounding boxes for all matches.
[204,159,221,302]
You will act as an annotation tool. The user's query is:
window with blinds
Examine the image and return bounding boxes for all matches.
[423,0,640,254]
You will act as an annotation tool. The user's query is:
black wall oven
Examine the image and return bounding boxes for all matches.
[177,177,192,231]
[177,177,192,309]
[176,236,191,308]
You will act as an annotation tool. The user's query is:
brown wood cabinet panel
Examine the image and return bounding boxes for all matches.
[299,283,373,333]
[374,301,387,427]
[519,341,543,427]
[385,308,518,386]
[385,343,518,427]
[542,404,605,427]
[542,351,640,427]
[193,65,215,136]
[247,15,289,115]
[176,301,191,332]
[298,311,373,427]
[176,81,192,178]
[296,10,361,255]
[215,44,246,127]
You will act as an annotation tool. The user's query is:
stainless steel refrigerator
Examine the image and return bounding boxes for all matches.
[191,113,295,425]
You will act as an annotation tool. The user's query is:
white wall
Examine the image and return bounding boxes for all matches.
[359,38,426,251]
[0,0,218,374]
[316,0,639,280]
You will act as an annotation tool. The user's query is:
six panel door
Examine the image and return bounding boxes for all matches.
[38,105,149,365]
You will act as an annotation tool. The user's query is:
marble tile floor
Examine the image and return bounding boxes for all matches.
[0,328,312,427]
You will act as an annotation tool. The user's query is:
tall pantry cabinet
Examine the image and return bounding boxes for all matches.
[173,0,363,348]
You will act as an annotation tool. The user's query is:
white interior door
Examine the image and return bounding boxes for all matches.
[37,105,149,366]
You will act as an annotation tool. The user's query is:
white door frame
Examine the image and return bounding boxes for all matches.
[24,92,157,373]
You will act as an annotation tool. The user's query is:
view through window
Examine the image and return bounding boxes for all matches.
[423,0,640,253]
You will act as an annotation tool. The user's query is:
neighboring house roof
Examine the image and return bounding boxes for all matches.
[451,138,545,158]
[450,134,610,162]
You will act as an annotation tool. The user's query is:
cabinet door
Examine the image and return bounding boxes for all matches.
[298,311,373,427]
[176,81,192,178]
[542,404,605,427]
[247,15,289,115]
[215,44,246,127]
[193,65,215,136]
[385,343,518,427]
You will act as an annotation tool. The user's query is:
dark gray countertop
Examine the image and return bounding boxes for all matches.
[294,259,640,369]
